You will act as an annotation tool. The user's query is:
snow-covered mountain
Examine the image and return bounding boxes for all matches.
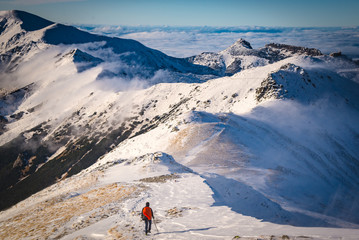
[186,38,358,77]
[1,10,359,239]
[0,10,217,83]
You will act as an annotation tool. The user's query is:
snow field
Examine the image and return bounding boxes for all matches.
[1,148,359,239]
[90,151,359,240]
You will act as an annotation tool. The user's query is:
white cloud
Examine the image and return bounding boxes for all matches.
[77,25,359,59]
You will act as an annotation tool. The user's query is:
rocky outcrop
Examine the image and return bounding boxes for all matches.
[264,43,323,56]
[330,51,342,57]
[255,75,284,102]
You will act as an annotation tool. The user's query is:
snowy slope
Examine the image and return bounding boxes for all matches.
[1,151,359,239]
[0,10,359,240]
[87,56,359,225]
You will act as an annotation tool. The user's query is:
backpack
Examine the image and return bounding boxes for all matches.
[141,208,146,220]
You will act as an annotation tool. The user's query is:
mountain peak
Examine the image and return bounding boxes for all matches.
[233,38,253,49]
[1,10,53,32]
[221,38,254,57]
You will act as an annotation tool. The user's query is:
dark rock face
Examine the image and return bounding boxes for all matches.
[238,39,253,49]
[0,18,8,35]
[265,43,323,56]
[225,58,242,74]
[330,51,342,57]
[255,75,284,102]
[0,115,8,134]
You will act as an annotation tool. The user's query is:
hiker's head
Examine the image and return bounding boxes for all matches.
[146,202,150,207]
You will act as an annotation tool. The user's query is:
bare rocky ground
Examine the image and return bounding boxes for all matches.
[0,169,140,240]
[0,169,186,240]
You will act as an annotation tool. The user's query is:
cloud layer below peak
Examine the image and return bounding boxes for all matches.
[77,25,359,59]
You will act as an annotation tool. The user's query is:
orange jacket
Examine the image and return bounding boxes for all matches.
[142,206,153,220]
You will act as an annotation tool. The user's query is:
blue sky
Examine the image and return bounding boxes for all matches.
[0,0,358,27]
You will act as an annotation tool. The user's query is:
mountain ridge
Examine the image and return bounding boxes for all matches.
[187,37,328,75]
[0,10,218,79]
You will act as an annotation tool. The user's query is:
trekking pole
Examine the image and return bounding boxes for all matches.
[153,218,159,233]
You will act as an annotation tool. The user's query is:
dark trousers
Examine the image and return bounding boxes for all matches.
[145,218,152,233]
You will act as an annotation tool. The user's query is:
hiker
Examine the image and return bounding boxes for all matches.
[142,202,154,235]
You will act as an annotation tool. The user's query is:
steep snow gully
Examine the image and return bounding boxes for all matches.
[1,10,359,239]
